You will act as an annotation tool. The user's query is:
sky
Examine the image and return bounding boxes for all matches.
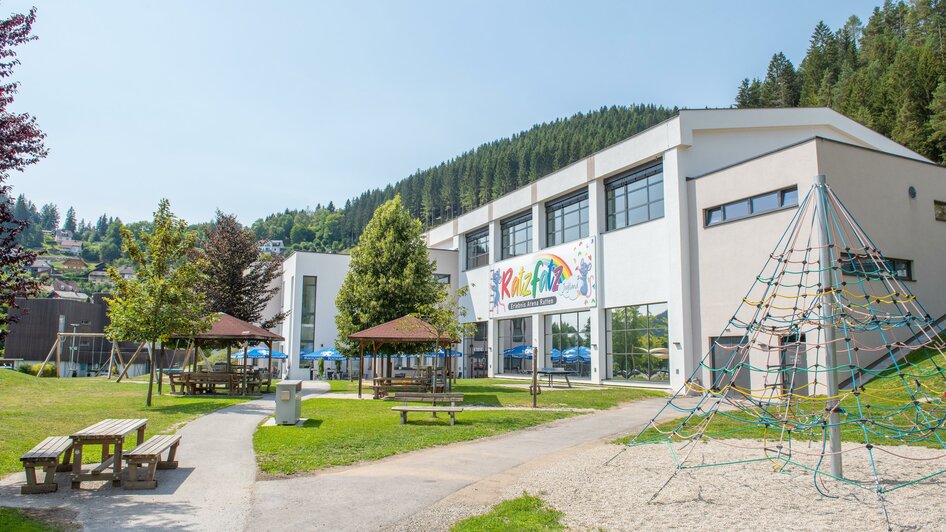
[4,0,875,226]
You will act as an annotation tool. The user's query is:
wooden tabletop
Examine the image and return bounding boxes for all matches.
[72,418,147,438]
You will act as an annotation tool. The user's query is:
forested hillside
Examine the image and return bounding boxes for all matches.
[735,0,946,163]
[250,104,678,251]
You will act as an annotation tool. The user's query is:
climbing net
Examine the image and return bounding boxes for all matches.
[628,181,946,501]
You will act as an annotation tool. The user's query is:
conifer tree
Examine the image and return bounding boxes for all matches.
[62,206,76,232]
[334,195,440,354]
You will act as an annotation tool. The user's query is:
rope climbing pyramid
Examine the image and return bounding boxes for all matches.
[629,175,946,501]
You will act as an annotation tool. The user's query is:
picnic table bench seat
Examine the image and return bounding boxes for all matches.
[386,392,465,425]
[122,434,181,490]
[20,436,73,494]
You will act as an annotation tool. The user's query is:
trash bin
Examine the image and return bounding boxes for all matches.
[275,379,303,425]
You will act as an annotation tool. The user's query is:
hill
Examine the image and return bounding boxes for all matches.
[735,1,946,164]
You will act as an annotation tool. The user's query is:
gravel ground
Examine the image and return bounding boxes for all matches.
[394,440,946,531]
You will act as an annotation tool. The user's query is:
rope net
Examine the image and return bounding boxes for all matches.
[629,181,946,495]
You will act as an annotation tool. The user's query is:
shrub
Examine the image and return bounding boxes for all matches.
[20,362,57,377]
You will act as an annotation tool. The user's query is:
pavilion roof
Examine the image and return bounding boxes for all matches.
[348,315,455,343]
[174,313,283,342]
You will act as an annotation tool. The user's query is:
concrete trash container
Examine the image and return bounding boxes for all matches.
[275,379,303,425]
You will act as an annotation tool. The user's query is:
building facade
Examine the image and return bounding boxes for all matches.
[270,108,946,391]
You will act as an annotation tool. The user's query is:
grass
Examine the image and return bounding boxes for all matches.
[0,508,60,532]
[0,370,246,475]
[254,399,575,475]
[327,378,666,410]
[615,346,946,448]
[451,494,564,532]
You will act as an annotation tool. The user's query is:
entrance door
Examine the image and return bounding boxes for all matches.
[780,334,807,396]
[710,336,752,396]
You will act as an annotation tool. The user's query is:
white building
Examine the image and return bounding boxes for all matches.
[259,240,285,254]
[269,108,946,391]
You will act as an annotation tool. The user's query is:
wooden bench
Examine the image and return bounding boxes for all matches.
[20,436,73,494]
[386,392,465,426]
[122,434,181,490]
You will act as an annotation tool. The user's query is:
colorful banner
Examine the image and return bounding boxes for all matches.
[488,236,596,317]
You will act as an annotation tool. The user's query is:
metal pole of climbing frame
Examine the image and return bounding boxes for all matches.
[815,174,843,479]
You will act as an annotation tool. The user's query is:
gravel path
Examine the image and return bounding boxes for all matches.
[396,440,946,531]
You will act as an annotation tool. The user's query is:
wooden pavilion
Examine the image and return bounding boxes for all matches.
[349,315,459,399]
[169,313,284,396]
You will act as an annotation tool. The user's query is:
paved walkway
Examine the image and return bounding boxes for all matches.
[1,385,686,531]
[0,381,329,531]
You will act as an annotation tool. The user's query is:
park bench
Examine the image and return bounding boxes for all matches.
[20,436,74,494]
[386,392,465,426]
[121,434,182,490]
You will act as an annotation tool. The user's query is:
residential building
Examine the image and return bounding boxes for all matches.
[88,270,110,285]
[259,240,285,254]
[59,258,87,272]
[268,108,946,391]
[28,259,53,276]
[60,240,83,255]
[117,266,136,279]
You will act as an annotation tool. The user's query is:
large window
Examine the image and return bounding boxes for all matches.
[463,322,488,379]
[606,160,664,230]
[499,317,532,374]
[839,253,914,281]
[607,302,669,383]
[501,213,533,259]
[465,228,489,270]
[299,276,317,355]
[705,186,798,227]
[546,191,589,246]
[545,310,592,378]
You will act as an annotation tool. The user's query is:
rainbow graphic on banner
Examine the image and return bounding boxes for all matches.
[489,237,596,317]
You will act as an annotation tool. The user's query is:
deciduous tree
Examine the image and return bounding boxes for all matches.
[0,7,46,344]
[198,211,285,328]
[105,199,212,406]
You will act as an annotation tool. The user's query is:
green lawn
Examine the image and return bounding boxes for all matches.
[254,399,575,475]
[0,370,246,475]
[0,508,60,532]
[451,494,564,532]
[327,378,666,409]
[616,347,946,448]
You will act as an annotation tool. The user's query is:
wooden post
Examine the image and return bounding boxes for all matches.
[358,342,364,399]
[146,341,155,407]
[55,334,62,378]
[158,343,166,394]
[242,344,248,396]
[36,337,60,378]
[106,343,116,380]
[116,342,146,383]
[531,346,539,408]
[266,340,273,393]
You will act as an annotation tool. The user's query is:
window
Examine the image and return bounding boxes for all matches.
[546,191,589,246]
[935,200,946,222]
[545,311,592,378]
[463,322,488,378]
[607,303,669,383]
[606,161,664,230]
[500,213,532,259]
[839,253,913,281]
[299,276,317,355]
[465,229,489,270]
[434,273,451,284]
[705,186,799,227]
[499,318,532,374]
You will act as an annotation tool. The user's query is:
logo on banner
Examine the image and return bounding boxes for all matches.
[488,237,596,317]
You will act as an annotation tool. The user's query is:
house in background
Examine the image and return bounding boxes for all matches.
[88,270,110,285]
[48,290,89,302]
[259,240,285,254]
[60,239,83,255]
[28,259,53,276]
[59,258,87,273]
[117,266,136,279]
[53,229,73,243]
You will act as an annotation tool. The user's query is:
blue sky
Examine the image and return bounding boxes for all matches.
[5,1,874,225]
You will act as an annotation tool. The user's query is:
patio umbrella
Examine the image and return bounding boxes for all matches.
[503,345,534,360]
[562,346,591,363]
[231,347,288,359]
[550,348,562,363]
[301,347,346,361]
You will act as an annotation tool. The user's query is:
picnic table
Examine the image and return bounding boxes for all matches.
[70,418,147,489]
[537,367,575,388]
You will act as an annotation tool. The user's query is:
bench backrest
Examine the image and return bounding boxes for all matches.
[391,393,464,403]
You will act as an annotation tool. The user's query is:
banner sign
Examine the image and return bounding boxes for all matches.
[488,236,596,318]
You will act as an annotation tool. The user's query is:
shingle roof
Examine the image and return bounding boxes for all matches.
[348,315,455,343]
[174,313,283,341]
